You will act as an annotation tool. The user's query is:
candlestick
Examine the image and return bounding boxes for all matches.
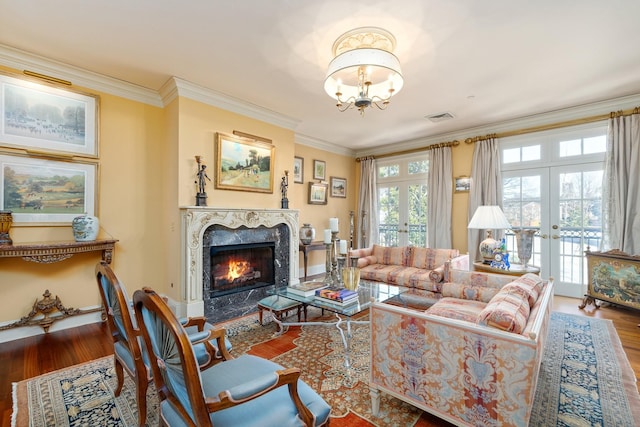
[323,229,332,244]
[324,243,333,285]
[329,217,339,232]
[339,239,347,255]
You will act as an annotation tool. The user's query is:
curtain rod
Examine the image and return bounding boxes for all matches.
[356,106,640,162]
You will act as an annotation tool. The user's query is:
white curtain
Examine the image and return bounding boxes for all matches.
[602,112,640,254]
[357,157,379,248]
[468,136,503,262]
[427,146,453,248]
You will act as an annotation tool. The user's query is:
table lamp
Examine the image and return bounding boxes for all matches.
[468,205,511,264]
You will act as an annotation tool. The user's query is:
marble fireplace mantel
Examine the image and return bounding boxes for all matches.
[180,207,300,317]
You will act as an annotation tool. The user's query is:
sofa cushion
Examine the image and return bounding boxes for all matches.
[441,282,501,303]
[407,247,459,270]
[372,244,409,266]
[477,284,531,333]
[427,297,487,323]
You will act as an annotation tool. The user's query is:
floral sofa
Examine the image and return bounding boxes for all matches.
[369,269,554,427]
[349,245,469,307]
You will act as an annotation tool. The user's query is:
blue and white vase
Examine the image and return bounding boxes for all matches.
[72,214,99,242]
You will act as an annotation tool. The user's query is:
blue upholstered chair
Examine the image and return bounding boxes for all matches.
[133,286,332,427]
[95,261,232,427]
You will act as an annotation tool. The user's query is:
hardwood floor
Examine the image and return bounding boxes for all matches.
[1,296,638,427]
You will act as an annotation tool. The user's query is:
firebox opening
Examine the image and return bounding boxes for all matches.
[210,241,275,297]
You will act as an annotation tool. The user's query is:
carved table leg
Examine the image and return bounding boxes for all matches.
[579,295,600,310]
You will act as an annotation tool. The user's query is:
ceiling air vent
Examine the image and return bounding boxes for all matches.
[425,112,455,123]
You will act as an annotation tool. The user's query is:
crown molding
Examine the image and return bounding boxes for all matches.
[0,44,163,107]
[295,133,356,157]
[356,92,640,158]
[160,77,301,131]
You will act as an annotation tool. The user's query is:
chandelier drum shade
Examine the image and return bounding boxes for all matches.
[324,27,404,115]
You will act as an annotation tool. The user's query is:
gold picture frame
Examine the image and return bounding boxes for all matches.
[330,176,346,198]
[0,153,97,224]
[215,132,274,193]
[0,70,100,158]
[308,182,328,205]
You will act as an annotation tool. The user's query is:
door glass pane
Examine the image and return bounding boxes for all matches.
[408,183,427,246]
[503,174,542,266]
[378,186,399,246]
[557,170,602,285]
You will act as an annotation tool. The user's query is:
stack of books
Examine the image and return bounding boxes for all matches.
[287,281,328,297]
[315,287,359,305]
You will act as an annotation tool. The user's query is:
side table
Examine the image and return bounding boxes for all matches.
[472,261,540,277]
[298,241,326,281]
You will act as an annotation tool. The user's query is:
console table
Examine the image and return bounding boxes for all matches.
[0,239,117,264]
[299,241,326,281]
[0,239,117,332]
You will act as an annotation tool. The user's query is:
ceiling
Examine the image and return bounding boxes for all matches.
[1,0,639,153]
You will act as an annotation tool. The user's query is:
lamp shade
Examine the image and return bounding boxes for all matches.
[468,205,511,264]
[468,206,511,230]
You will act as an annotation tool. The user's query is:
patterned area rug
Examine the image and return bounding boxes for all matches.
[12,311,640,427]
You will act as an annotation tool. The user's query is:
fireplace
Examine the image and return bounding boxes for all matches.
[179,208,300,324]
[210,242,275,297]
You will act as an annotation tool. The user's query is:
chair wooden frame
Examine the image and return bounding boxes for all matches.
[95,262,224,426]
[133,287,327,427]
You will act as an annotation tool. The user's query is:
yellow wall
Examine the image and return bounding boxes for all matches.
[452,143,474,252]
[0,74,357,327]
[0,64,474,330]
[293,144,357,271]
[0,89,166,323]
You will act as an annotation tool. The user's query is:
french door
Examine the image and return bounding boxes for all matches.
[501,125,606,297]
[377,155,428,247]
[503,163,603,297]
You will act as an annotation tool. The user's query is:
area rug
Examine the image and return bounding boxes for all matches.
[12,311,640,426]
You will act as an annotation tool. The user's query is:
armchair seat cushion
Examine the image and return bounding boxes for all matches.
[161,354,331,427]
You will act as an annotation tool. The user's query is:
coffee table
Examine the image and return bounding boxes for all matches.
[268,280,408,368]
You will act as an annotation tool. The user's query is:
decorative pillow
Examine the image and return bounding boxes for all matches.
[477,285,531,333]
[408,247,459,269]
[441,282,501,303]
[372,244,408,266]
[428,266,445,283]
[356,255,378,268]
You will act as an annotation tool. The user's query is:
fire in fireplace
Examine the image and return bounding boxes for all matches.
[210,242,275,296]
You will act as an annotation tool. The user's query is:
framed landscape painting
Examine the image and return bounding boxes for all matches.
[0,71,99,158]
[330,176,346,198]
[215,132,274,193]
[0,154,97,224]
[308,182,328,205]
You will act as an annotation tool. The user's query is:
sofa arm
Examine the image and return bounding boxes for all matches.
[428,266,445,282]
[444,254,469,281]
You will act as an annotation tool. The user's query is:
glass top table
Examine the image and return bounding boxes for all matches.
[271,280,408,316]
[268,280,409,368]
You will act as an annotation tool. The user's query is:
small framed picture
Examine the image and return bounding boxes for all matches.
[308,182,328,205]
[330,176,347,198]
[455,176,471,193]
[313,159,326,180]
[293,156,304,184]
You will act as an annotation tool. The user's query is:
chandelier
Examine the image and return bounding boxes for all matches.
[324,27,404,115]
